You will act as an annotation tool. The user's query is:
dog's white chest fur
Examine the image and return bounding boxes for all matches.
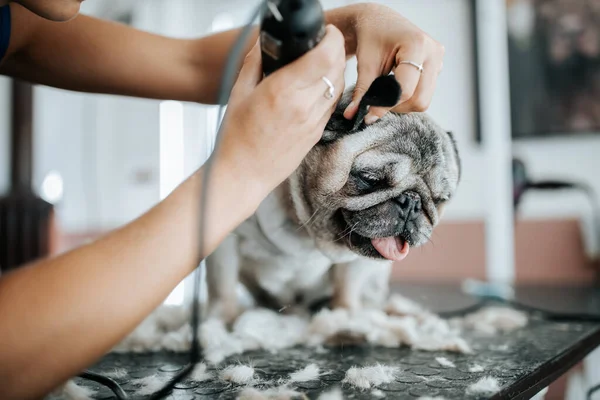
[234,189,335,305]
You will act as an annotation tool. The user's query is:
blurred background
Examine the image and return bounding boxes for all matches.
[0,0,599,397]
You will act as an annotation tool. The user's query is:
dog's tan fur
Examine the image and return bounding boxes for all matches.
[206,81,461,324]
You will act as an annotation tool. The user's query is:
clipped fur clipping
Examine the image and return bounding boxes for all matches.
[289,364,321,382]
[458,307,528,335]
[236,386,306,400]
[114,294,530,365]
[467,376,501,395]
[342,364,399,389]
[416,397,448,400]
[190,363,213,382]
[469,364,485,373]
[131,374,169,396]
[316,387,344,400]
[48,380,97,400]
[221,365,257,385]
[102,368,128,379]
[435,357,455,368]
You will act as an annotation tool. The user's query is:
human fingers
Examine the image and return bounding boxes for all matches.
[230,39,263,100]
[343,50,385,120]
[392,57,441,114]
[303,52,346,111]
[312,64,346,114]
[277,24,346,89]
[359,37,426,123]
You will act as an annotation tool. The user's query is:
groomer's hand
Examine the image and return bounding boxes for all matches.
[216,25,346,197]
[342,3,445,123]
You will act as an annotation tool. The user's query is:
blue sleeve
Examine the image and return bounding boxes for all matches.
[0,5,11,63]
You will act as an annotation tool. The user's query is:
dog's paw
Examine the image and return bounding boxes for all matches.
[206,300,242,326]
[330,295,361,312]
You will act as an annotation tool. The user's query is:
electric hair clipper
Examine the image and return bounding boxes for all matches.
[260,0,326,76]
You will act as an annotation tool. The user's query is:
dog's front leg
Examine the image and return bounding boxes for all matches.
[331,259,392,311]
[206,234,241,324]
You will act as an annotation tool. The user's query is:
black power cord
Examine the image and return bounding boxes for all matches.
[437,294,600,323]
[77,372,128,400]
[588,382,600,400]
[146,2,270,398]
[76,2,269,399]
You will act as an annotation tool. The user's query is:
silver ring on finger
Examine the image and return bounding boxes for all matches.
[398,60,424,74]
[321,76,335,100]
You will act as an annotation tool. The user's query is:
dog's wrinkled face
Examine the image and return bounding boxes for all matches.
[290,77,461,262]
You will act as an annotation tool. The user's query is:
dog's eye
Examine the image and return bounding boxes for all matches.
[434,197,450,206]
[352,171,384,192]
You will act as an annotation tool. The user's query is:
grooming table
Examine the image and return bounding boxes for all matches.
[76,284,600,400]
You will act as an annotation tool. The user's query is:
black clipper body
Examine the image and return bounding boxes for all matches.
[260,0,326,76]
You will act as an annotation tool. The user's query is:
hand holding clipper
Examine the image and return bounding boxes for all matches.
[260,0,326,76]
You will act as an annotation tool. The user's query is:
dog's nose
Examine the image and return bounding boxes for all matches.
[395,191,422,219]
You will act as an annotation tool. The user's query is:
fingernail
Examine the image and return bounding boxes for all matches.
[365,114,379,125]
[344,101,356,119]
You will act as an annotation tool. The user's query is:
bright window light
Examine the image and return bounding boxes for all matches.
[165,282,185,306]
[211,12,234,33]
[160,100,185,305]
[159,100,185,200]
[40,170,64,204]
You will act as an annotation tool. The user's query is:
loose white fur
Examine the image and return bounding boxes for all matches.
[316,388,343,400]
[289,364,321,382]
[49,381,97,400]
[114,295,532,366]
[469,364,485,373]
[102,368,128,379]
[459,307,528,335]
[200,309,308,364]
[435,357,455,368]
[190,363,213,382]
[342,364,398,389]
[371,389,386,398]
[467,376,501,395]
[221,365,257,385]
[307,299,471,354]
[131,374,169,396]
[237,386,305,400]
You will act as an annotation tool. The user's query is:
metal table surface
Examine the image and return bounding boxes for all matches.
[72,284,600,400]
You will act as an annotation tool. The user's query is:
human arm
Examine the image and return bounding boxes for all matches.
[0,159,263,400]
[0,2,442,114]
[0,2,349,105]
[0,27,346,400]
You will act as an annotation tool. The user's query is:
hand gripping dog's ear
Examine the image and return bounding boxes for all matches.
[321,75,402,144]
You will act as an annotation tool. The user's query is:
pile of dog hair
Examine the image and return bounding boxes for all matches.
[112,294,527,365]
[54,295,527,400]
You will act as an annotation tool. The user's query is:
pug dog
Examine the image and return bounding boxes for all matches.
[206,76,461,323]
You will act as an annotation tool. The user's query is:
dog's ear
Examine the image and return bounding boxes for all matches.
[351,75,402,131]
[321,75,401,144]
[446,130,462,181]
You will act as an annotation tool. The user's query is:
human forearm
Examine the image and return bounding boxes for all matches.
[0,2,361,105]
[1,3,214,103]
[0,160,264,400]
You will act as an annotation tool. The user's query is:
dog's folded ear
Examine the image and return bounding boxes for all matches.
[351,75,402,131]
[321,75,402,144]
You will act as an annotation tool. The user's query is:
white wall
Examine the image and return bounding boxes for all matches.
[353,1,600,225]
[30,0,600,234]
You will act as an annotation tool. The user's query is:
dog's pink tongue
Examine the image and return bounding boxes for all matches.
[371,237,410,261]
